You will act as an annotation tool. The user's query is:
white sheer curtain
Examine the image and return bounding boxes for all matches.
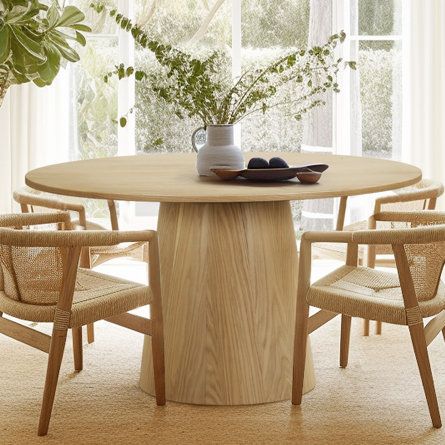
[403,0,445,208]
[0,71,70,214]
[301,0,336,231]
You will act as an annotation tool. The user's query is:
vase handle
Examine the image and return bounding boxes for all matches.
[191,126,205,153]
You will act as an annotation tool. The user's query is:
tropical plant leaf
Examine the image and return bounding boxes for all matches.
[47,32,80,62]
[4,4,32,24]
[46,3,60,29]
[75,31,86,47]
[10,26,46,62]
[36,44,61,84]
[71,24,92,33]
[0,28,11,64]
[57,6,86,27]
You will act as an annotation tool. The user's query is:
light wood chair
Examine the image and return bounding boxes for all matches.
[313,179,444,335]
[13,186,148,343]
[292,210,445,428]
[0,212,165,436]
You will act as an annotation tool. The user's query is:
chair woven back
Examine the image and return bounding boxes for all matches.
[14,186,79,214]
[0,215,69,306]
[402,221,445,302]
[0,244,64,304]
[375,180,444,255]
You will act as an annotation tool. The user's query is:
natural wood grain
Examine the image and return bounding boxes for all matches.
[409,323,442,428]
[336,196,348,231]
[0,317,51,353]
[25,153,421,203]
[87,323,95,344]
[140,201,315,405]
[308,310,338,334]
[38,329,68,436]
[339,315,352,368]
[72,327,83,372]
[38,246,81,436]
[24,153,421,408]
[424,310,445,346]
[105,313,152,336]
[292,237,312,405]
[148,234,166,406]
[363,319,370,336]
[392,243,442,428]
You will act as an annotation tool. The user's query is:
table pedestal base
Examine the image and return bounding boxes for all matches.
[140,201,315,405]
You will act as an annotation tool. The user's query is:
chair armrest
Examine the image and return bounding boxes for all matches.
[302,231,355,244]
[72,219,107,231]
[0,228,157,248]
[0,212,71,228]
[303,211,445,247]
[372,211,445,225]
[13,189,85,213]
[375,181,444,206]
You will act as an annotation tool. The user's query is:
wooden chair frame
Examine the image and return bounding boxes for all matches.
[13,187,147,344]
[330,180,444,336]
[364,181,443,335]
[292,211,445,428]
[0,212,165,436]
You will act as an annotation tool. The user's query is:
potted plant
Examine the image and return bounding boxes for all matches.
[0,0,91,107]
[92,3,355,176]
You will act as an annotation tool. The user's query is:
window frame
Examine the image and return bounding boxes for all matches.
[333,0,404,160]
[75,0,405,224]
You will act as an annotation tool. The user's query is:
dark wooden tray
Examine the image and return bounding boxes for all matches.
[211,164,329,183]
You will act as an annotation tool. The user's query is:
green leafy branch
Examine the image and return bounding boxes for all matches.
[0,0,91,102]
[91,2,356,127]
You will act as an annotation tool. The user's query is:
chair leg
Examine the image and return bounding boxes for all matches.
[409,323,442,428]
[72,327,83,372]
[292,302,310,405]
[87,323,95,344]
[151,322,166,406]
[376,320,383,335]
[340,315,352,368]
[38,329,68,436]
[363,319,370,336]
[442,327,445,342]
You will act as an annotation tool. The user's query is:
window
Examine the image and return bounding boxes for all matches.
[335,0,403,160]
[71,0,404,223]
[73,0,312,160]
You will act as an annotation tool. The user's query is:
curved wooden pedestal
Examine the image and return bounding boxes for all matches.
[140,201,315,405]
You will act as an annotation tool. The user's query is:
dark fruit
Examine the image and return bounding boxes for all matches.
[248,157,269,169]
[269,157,289,168]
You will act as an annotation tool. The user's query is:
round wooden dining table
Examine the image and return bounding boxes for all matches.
[26,152,421,405]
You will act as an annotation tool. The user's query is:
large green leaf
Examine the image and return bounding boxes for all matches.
[75,31,86,47]
[0,28,11,64]
[3,0,89,89]
[10,26,46,62]
[71,24,92,33]
[4,4,32,24]
[36,43,61,85]
[57,6,85,28]
[47,32,79,63]
[10,64,32,84]
[10,39,41,73]
[46,3,60,29]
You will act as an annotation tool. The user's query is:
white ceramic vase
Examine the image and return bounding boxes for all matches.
[192,124,245,176]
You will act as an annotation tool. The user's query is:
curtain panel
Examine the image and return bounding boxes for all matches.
[403,0,445,208]
[0,72,70,213]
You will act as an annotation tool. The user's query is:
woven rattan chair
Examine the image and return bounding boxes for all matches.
[0,212,165,436]
[292,210,445,428]
[313,179,444,335]
[13,186,147,343]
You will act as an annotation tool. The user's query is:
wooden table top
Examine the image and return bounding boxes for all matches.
[25,153,422,203]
